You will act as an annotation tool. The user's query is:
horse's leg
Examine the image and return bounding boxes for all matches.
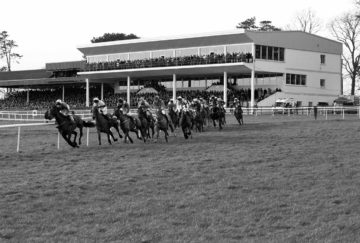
[107,131,114,145]
[127,133,134,144]
[72,131,78,146]
[109,130,117,143]
[164,129,169,143]
[219,119,223,130]
[182,127,188,139]
[62,131,76,148]
[78,127,83,145]
[213,119,216,127]
[97,130,102,145]
[154,125,160,143]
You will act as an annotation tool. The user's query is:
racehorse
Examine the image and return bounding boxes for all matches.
[113,107,142,143]
[209,106,225,130]
[234,105,244,125]
[92,106,122,145]
[179,110,193,139]
[45,105,95,148]
[192,109,204,132]
[137,107,155,142]
[168,108,179,129]
[154,112,171,142]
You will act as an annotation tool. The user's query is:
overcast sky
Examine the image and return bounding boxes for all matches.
[0,0,356,71]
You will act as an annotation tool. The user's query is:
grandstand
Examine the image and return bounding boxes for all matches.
[0,29,342,109]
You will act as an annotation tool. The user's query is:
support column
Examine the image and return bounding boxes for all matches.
[251,43,256,112]
[223,71,227,107]
[62,85,65,101]
[101,83,104,100]
[172,74,177,101]
[85,78,90,107]
[26,89,29,104]
[127,76,131,105]
[251,70,255,110]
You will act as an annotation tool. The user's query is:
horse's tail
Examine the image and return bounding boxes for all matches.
[83,120,95,128]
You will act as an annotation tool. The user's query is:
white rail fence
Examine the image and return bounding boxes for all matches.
[1,106,359,153]
[0,122,92,153]
[227,106,360,119]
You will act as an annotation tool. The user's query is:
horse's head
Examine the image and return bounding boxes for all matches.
[44,105,57,120]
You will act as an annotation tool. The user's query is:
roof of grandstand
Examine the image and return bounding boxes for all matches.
[78,30,342,56]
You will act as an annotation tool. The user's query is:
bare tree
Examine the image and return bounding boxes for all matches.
[0,31,22,71]
[291,8,322,34]
[329,12,360,95]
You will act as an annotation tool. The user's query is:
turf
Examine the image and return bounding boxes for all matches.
[1,114,360,242]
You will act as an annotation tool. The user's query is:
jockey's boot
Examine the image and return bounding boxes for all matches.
[69,115,75,124]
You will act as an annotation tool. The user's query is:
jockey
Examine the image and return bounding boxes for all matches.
[55,99,74,123]
[153,95,169,124]
[118,98,135,123]
[209,96,217,107]
[199,97,206,109]
[217,98,225,108]
[192,98,201,111]
[138,97,150,109]
[138,99,152,123]
[93,97,109,120]
[176,96,189,113]
[167,98,176,112]
[233,98,241,108]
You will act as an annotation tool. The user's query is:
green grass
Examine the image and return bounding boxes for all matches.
[1,114,360,242]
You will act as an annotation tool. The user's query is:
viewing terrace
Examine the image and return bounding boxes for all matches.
[84,52,253,72]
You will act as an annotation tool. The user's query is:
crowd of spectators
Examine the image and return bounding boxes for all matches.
[85,52,253,72]
[0,85,279,110]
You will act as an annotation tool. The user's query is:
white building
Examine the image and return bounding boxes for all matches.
[75,29,342,107]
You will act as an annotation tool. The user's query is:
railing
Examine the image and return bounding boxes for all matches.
[0,110,93,121]
[84,53,253,72]
[226,106,360,119]
[0,122,93,153]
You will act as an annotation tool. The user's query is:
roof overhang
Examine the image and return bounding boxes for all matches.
[78,63,253,81]
[0,77,86,88]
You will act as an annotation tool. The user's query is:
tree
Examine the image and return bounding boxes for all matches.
[290,8,322,34]
[236,17,257,30]
[236,17,281,31]
[0,31,22,72]
[258,20,282,31]
[91,33,139,43]
[329,12,360,95]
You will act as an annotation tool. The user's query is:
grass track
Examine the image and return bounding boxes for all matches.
[1,114,360,242]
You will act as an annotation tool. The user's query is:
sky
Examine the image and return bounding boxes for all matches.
[0,0,356,71]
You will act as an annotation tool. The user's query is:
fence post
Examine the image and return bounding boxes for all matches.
[17,126,21,152]
[325,108,328,120]
[57,132,60,150]
[86,128,89,146]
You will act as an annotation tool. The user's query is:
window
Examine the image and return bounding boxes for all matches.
[301,75,306,85]
[256,45,284,61]
[273,47,279,61]
[255,45,261,59]
[320,54,326,64]
[320,79,325,88]
[286,74,291,84]
[267,46,273,60]
[279,48,285,61]
[286,73,306,86]
[261,46,267,59]
[291,74,296,85]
